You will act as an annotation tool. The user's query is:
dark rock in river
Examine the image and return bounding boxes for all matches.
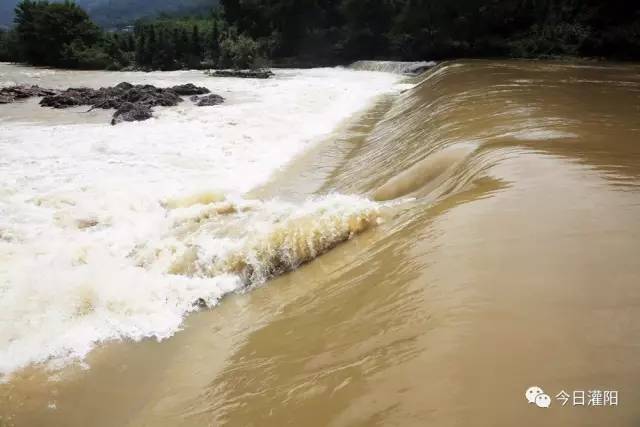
[111,102,153,125]
[4,82,223,124]
[194,94,225,106]
[121,86,183,107]
[171,83,210,95]
[90,97,123,110]
[151,90,183,107]
[39,83,184,111]
[0,85,59,104]
[114,82,134,91]
[39,82,186,123]
[40,92,85,108]
[207,69,274,79]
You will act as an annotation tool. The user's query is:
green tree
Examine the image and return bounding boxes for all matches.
[143,25,156,65]
[208,20,220,63]
[14,0,102,67]
[191,25,202,58]
[0,30,11,61]
[135,27,146,65]
[179,27,189,62]
[126,33,136,52]
[219,32,261,69]
[152,27,178,70]
[340,0,395,58]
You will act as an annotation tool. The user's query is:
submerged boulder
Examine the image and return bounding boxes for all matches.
[193,94,225,106]
[171,83,210,95]
[111,102,153,125]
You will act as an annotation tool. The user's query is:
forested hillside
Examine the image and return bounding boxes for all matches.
[221,0,640,61]
[1,0,639,70]
[0,0,216,28]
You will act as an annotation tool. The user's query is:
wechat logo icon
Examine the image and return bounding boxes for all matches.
[526,386,551,408]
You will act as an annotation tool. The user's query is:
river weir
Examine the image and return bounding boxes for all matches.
[1,60,640,426]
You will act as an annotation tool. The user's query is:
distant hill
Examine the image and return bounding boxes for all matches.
[0,0,217,28]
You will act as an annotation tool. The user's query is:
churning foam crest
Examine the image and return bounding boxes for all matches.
[135,194,382,285]
[0,65,404,378]
[0,193,381,379]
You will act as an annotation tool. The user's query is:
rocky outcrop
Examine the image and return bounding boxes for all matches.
[171,83,210,95]
[111,102,153,125]
[40,84,184,110]
[40,91,86,108]
[191,93,225,106]
[207,69,274,79]
[119,85,183,107]
[2,81,224,125]
[0,85,59,104]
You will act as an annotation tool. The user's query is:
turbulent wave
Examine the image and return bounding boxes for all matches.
[349,60,436,75]
[0,193,383,378]
[0,64,405,378]
[134,194,383,286]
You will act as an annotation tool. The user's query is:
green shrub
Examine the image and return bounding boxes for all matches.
[219,33,262,69]
[61,40,115,69]
[510,22,591,58]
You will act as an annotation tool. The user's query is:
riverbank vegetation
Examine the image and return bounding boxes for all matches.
[0,0,639,70]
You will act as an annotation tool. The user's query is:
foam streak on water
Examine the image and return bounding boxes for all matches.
[0,65,402,378]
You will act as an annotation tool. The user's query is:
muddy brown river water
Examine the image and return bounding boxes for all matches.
[1,60,640,426]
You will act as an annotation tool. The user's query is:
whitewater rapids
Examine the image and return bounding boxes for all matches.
[0,65,404,378]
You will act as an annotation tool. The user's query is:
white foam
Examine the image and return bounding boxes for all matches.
[0,65,402,377]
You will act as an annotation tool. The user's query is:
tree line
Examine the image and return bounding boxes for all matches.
[220,0,640,62]
[0,1,262,70]
[1,0,639,70]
